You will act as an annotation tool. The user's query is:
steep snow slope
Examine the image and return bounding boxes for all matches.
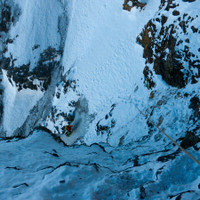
[45,0,163,144]
[62,0,161,116]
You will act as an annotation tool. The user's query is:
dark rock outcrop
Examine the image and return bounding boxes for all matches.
[123,0,146,11]
[137,1,200,89]
[1,47,62,91]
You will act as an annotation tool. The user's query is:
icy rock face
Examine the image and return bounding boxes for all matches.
[3,46,62,91]
[1,130,200,200]
[44,70,91,145]
[0,0,20,133]
[137,0,200,88]
[132,0,200,153]
[1,0,64,91]
[1,0,200,199]
[0,0,68,137]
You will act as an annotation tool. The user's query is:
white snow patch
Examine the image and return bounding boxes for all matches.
[2,71,43,136]
[127,1,133,7]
